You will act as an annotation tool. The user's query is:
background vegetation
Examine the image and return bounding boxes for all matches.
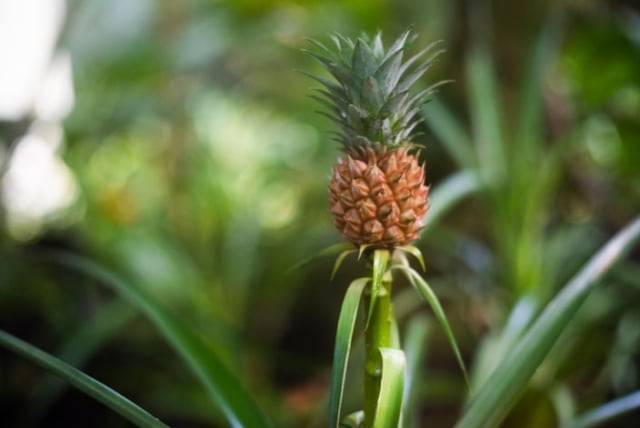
[1,0,639,426]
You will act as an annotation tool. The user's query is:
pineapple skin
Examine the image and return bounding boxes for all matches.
[307,32,442,248]
[329,146,429,248]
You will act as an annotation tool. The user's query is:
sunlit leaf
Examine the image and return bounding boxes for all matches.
[329,277,369,428]
[0,330,169,428]
[396,246,425,272]
[563,390,640,428]
[341,410,365,428]
[358,244,374,260]
[373,348,406,428]
[456,216,640,428]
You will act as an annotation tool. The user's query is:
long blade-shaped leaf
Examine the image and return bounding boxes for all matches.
[21,301,136,427]
[332,249,358,280]
[329,277,369,428]
[52,253,271,428]
[421,99,475,169]
[397,265,470,388]
[373,348,406,428]
[515,10,564,163]
[0,329,169,428]
[466,40,505,185]
[564,390,640,428]
[397,246,426,272]
[424,170,483,231]
[457,216,640,428]
[402,315,430,428]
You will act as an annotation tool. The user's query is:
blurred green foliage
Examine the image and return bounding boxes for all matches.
[1,0,639,427]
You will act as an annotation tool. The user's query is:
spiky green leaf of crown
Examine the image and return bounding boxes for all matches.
[305,31,446,151]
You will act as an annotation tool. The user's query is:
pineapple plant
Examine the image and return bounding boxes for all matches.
[306,31,444,249]
[305,32,467,428]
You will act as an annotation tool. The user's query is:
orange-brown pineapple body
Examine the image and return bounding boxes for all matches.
[330,147,429,248]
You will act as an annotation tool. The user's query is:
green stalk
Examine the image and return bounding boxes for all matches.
[364,270,394,427]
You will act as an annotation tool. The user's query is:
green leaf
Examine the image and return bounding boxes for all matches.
[469,296,538,392]
[515,11,563,164]
[456,216,640,428]
[397,265,470,389]
[371,33,384,58]
[287,242,355,277]
[352,39,378,78]
[21,301,136,427]
[402,315,430,428]
[374,49,403,97]
[358,244,373,260]
[367,250,391,327]
[422,99,475,169]
[0,329,169,428]
[361,76,384,112]
[396,48,445,93]
[373,348,406,428]
[466,40,505,185]
[52,253,271,428]
[329,277,369,428]
[341,410,365,428]
[397,245,426,272]
[425,170,483,231]
[563,390,640,428]
[384,31,411,62]
[332,249,358,280]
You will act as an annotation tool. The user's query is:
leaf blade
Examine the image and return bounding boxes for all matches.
[456,216,640,428]
[329,277,369,428]
[52,253,271,428]
[373,348,406,428]
[398,266,470,389]
[564,390,640,428]
[0,329,169,428]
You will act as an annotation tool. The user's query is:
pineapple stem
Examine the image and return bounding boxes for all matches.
[364,269,395,426]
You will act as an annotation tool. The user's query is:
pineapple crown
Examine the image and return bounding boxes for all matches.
[304,31,447,152]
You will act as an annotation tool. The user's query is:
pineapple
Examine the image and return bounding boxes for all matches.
[306,32,443,249]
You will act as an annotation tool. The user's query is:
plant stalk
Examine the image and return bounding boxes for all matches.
[364,270,394,427]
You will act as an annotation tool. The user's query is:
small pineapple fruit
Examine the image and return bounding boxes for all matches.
[306,32,444,249]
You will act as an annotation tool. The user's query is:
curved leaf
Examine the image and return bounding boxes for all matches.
[402,315,430,427]
[373,348,406,428]
[397,246,426,272]
[329,277,369,428]
[52,253,271,428]
[0,329,169,428]
[564,390,640,428]
[396,265,470,389]
[21,301,136,427]
[456,216,640,428]
[425,170,483,231]
[288,242,353,273]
